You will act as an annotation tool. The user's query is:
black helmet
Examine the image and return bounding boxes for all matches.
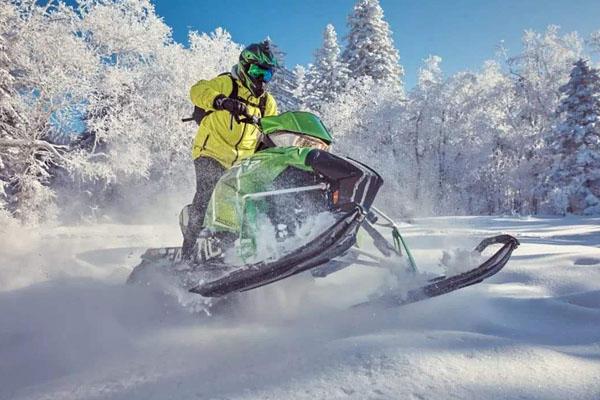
[237,41,278,97]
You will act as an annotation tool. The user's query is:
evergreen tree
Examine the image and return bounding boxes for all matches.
[543,59,600,214]
[266,39,301,112]
[589,30,600,54]
[342,0,404,91]
[304,24,350,111]
[291,64,307,109]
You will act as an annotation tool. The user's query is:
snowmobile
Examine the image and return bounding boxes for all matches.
[127,111,519,307]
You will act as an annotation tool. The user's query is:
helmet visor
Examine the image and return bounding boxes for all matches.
[247,64,274,83]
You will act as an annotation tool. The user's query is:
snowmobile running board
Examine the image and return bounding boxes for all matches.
[356,234,520,308]
[189,207,365,297]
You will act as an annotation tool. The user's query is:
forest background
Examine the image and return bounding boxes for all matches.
[3,0,600,226]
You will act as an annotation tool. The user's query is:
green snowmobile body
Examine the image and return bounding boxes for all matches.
[202,112,334,257]
[203,147,312,230]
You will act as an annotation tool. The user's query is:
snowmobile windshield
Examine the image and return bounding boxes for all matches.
[261,111,333,145]
[269,132,330,151]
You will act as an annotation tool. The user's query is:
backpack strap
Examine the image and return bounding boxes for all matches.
[225,72,267,116]
[182,72,268,124]
[182,73,236,125]
[258,95,267,117]
[225,73,239,101]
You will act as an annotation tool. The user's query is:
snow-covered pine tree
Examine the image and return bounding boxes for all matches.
[507,26,582,140]
[304,24,350,111]
[266,40,301,112]
[291,65,307,109]
[543,59,600,214]
[342,0,404,91]
[589,30,600,55]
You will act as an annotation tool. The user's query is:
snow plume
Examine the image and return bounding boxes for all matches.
[224,212,338,266]
[440,248,484,277]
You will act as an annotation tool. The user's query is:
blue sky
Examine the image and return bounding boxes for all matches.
[154,0,600,88]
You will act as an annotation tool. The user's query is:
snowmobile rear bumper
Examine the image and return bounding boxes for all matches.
[189,208,365,297]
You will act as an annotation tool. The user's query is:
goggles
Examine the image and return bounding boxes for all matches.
[247,64,274,83]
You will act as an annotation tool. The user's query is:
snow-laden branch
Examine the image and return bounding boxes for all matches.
[0,138,69,162]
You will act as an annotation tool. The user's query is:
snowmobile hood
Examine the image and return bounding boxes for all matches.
[260,111,333,145]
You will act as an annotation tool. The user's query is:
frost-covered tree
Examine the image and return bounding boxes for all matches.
[541,59,600,214]
[304,24,350,111]
[0,0,245,223]
[0,1,98,223]
[63,2,242,219]
[588,30,600,55]
[323,76,409,212]
[61,0,185,217]
[342,0,404,91]
[318,77,376,141]
[491,26,584,213]
[187,28,243,77]
[457,62,522,215]
[407,55,444,207]
[291,65,307,109]
[266,40,301,112]
[380,56,525,216]
[418,55,443,89]
[507,26,582,137]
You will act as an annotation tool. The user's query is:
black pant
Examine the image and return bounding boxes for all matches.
[181,156,225,259]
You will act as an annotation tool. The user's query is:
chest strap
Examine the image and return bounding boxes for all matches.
[182,73,268,124]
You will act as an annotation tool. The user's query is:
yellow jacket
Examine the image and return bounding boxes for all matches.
[190,74,277,168]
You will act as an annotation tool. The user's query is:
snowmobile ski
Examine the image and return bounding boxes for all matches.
[356,234,520,308]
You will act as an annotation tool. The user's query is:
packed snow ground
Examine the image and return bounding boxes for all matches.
[1,216,600,400]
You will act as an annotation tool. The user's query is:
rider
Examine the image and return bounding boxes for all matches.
[182,41,279,261]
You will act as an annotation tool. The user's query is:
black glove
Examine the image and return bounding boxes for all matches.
[214,95,247,118]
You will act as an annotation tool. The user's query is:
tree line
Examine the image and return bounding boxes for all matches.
[1,0,600,225]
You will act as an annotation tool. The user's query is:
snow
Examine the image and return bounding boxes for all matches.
[2,216,600,399]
